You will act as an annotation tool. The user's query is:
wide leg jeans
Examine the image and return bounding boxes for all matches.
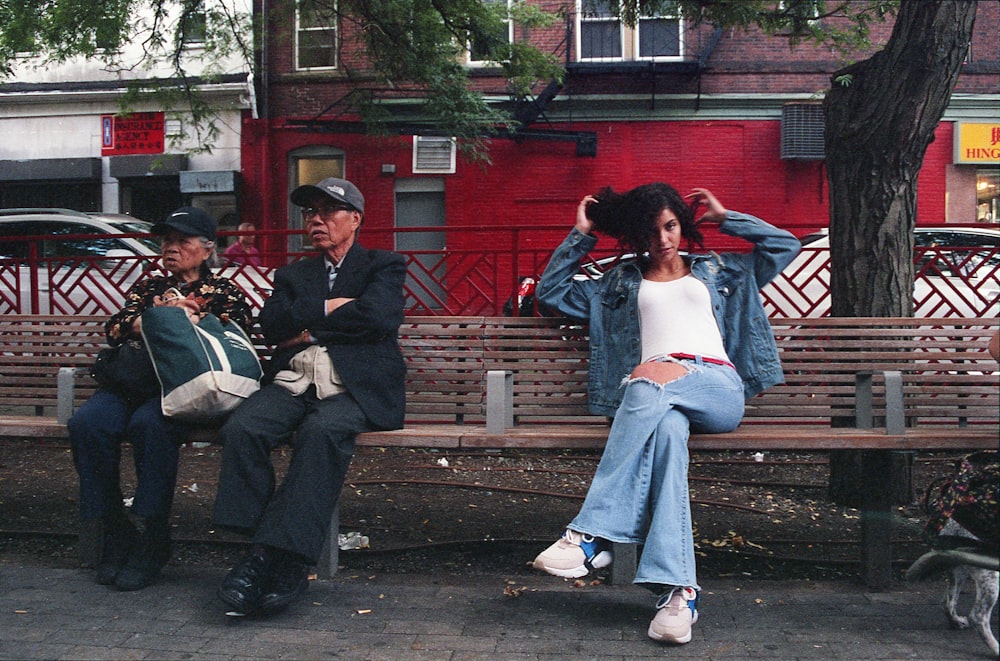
[569,359,744,590]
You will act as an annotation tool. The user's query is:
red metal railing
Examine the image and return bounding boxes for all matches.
[1,226,997,318]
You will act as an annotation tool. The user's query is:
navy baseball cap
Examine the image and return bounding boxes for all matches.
[152,206,217,241]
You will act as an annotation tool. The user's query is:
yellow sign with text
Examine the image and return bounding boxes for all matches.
[954,123,1000,164]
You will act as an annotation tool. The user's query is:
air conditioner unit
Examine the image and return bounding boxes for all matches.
[412,136,456,174]
[781,103,825,160]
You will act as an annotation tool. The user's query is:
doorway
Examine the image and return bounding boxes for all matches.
[395,178,445,311]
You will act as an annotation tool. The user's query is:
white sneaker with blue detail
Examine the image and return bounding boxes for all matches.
[648,586,699,644]
[532,529,612,578]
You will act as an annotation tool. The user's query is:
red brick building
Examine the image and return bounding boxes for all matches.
[242,1,999,305]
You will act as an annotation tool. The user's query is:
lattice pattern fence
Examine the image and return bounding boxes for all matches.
[1,229,997,318]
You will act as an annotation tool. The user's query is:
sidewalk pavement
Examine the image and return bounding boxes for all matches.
[1,563,995,660]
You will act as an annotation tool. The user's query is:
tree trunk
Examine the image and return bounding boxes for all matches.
[822,0,976,505]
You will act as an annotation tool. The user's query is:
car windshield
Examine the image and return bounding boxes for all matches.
[914,230,1000,280]
[798,232,827,247]
[105,219,161,253]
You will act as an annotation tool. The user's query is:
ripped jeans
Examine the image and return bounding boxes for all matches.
[568,357,744,591]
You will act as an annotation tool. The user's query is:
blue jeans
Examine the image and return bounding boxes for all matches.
[569,358,744,591]
[68,389,190,521]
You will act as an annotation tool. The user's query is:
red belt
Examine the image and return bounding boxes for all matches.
[669,353,736,370]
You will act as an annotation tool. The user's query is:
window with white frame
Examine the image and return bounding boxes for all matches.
[467,0,514,66]
[775,0,822,35]
[297,0,338,70]
[180,0,207,46]
[577,0,681,62]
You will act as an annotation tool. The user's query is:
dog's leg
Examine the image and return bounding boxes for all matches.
[967,569,998,657]
[945,567,970,629]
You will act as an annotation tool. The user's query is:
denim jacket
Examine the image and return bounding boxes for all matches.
[536,211,801,416]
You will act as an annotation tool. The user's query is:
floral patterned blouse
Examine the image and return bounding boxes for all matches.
[105,267,254,345]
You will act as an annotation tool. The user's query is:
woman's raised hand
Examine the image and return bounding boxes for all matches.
[575,195,597,235]
[686,188,728,223]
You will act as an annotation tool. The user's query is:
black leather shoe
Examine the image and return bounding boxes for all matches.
[114,518,171,592]
[95,517,138,586]
[259,556,309,614]
[217,552,270,614]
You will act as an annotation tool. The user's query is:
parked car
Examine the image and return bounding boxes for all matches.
[506,227,1000,318]
[0,208,272,314]
[764,227,1000,317]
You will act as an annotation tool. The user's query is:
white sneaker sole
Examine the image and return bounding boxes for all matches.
[647,626,692,644]
[532,549,613,578]
[647,611,697,644]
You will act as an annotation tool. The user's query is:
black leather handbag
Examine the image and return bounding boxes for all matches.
[90,339,160,403]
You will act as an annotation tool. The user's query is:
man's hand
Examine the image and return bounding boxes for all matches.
[277,329,311,350]
[325,297,356,315]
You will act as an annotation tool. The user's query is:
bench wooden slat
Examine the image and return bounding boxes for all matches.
[2,313,998,592]
[3,315,996,432]
[455,424,999,451]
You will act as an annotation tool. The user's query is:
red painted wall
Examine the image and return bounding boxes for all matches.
[241,115,958,257]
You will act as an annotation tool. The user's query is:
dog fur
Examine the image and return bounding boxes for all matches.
[943,560,999,657]
[913,519,999,657]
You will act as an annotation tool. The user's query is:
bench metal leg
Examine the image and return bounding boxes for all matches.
[610,542,636,585]
[57,367,80,424]
[485,370,514,433]
[883,371,904,435]
[855,371,905,590]
[860,450,893,590]
[317,500,340,578]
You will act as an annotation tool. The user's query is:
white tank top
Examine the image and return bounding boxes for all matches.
[638,275,730,364]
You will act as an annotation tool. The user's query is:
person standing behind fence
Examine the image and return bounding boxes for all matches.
[68,207,252,592]
[530,184,799,644]
[212,177,407,617]
[222,222,262,267]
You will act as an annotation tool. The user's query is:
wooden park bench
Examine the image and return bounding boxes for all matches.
[1,314,997,588]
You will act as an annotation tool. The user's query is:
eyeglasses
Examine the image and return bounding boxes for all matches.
[302,205,352,219]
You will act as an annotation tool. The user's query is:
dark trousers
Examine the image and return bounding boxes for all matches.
[212,383,371,564]
[68,389,190,521]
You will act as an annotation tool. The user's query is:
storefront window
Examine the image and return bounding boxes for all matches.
[976,168,999,223]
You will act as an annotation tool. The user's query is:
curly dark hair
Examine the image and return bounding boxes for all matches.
[585,182,704,255]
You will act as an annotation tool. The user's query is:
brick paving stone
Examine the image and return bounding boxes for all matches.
[59,645,149,660]
[0,641,76,660]
[0,564,997,660]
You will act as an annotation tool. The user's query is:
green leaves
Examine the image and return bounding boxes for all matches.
[0,0,902,161]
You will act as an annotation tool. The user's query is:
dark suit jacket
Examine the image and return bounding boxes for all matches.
[258,242,407,431]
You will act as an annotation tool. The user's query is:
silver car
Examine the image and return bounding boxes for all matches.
[763,227,1000,317]
[0,208,272,314]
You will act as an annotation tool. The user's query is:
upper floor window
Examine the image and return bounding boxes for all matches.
[180,0,207,46]
[467,0,514,67]
[297,0,338,70]
[577,0,681,62]
[775,0,822,36]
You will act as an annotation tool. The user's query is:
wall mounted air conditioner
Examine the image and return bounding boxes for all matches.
[780,103,825,160]
[412,136,457,174]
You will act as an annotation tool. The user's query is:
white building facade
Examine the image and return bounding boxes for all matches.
[0,0,253,230]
